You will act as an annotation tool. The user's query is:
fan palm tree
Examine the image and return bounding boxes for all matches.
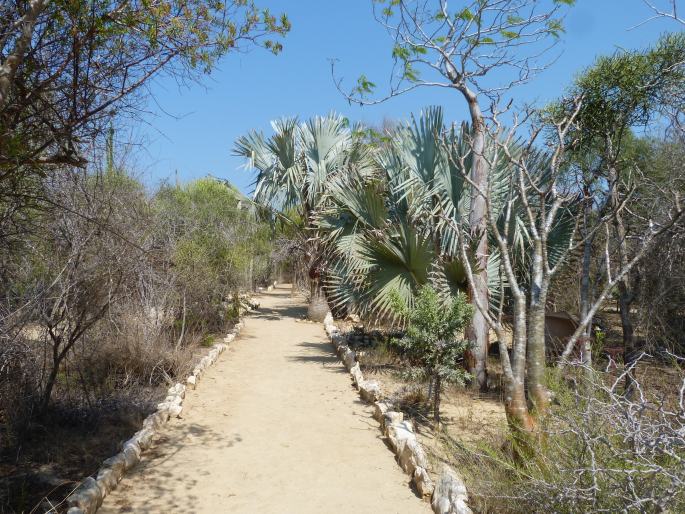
[318,108,503,317]
[234,113,372,316]
[317,107,574,387]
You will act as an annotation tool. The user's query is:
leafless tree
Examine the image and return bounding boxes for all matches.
[638,0,685,26]
[520,357,685,511]
[27,170,145,414]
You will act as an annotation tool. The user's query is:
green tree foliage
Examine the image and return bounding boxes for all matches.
[550,32,685,377]
[154,177,272,330]
[234,113,371,300]
[0,0,291,296]
[390,285,473,421]
[550,32,685,154]
[319,107,571,321]
[0,0,290,214]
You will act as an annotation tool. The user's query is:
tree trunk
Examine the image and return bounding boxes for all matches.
[607,163,637,395]
[40,361,59,416]
[0,0,47,109]
[527,302,550,412]
[504,377,536,433]
[307,279,329,322]
[464,93,489,391]
[527,241,551,413]
[579,195,595,376]
[503,297,537,441]
[503,366,537,460]
[433,374,442,423]
[617,276,636,393]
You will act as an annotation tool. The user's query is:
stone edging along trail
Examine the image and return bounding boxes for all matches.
[64,296,262,514]
[322,313,473,514]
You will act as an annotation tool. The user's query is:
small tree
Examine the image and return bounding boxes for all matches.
[554,32,685,384]
[391,286,473,422]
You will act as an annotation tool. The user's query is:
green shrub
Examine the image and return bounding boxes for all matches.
[390,285,473,422]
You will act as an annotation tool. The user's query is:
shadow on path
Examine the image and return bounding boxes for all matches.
[288,341,345,369]
[107,422,240,514]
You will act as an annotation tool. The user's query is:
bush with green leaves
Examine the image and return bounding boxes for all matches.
[152,177,273,332]
[391,285,473,422]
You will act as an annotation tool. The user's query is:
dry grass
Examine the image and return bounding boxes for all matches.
[0,307,230,513]
[354,332,509,506]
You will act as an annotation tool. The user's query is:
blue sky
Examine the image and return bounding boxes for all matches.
[131,1,678,194]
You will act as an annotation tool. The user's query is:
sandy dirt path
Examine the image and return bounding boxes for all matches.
[100,285,428,514]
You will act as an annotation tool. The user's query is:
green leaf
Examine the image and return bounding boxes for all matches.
[457,8,473,21]
[392,44,410,61]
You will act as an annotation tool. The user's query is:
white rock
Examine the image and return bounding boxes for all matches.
[350,363,364,386]
[224,334,235,343]
[131,428,154,451]
[121,446,140,471]
[373,401,393,422]
[122,439,142,460]
[359,380,381,403]
[157,400,174,411]
[68,477,104,513]
[187,375,197,389]
[341,348,356,371]
[414,466,435,498]
[386,420,415,453]
[331,334,344,349]
[96,467,118,495]
[102,453,127,479]
[168,403,183,418]
[382,411,404,431]
[323,312,334,326]
[161,394,182,406]
[399,437,429,474]
[431,465,472,514]
[142,410,168,431]
[167,383,186,399]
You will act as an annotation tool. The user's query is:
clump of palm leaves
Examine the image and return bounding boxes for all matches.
[236,107,573,326]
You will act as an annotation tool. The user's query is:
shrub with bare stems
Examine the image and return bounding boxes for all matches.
[442,356,685,513]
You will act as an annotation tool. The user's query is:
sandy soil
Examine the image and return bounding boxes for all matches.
[99,285,428,514]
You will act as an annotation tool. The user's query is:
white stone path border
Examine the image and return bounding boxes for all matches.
[322,313,473,514]
[65,299,261,514]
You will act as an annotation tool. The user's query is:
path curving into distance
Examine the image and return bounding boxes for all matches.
[99,285,428,514]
